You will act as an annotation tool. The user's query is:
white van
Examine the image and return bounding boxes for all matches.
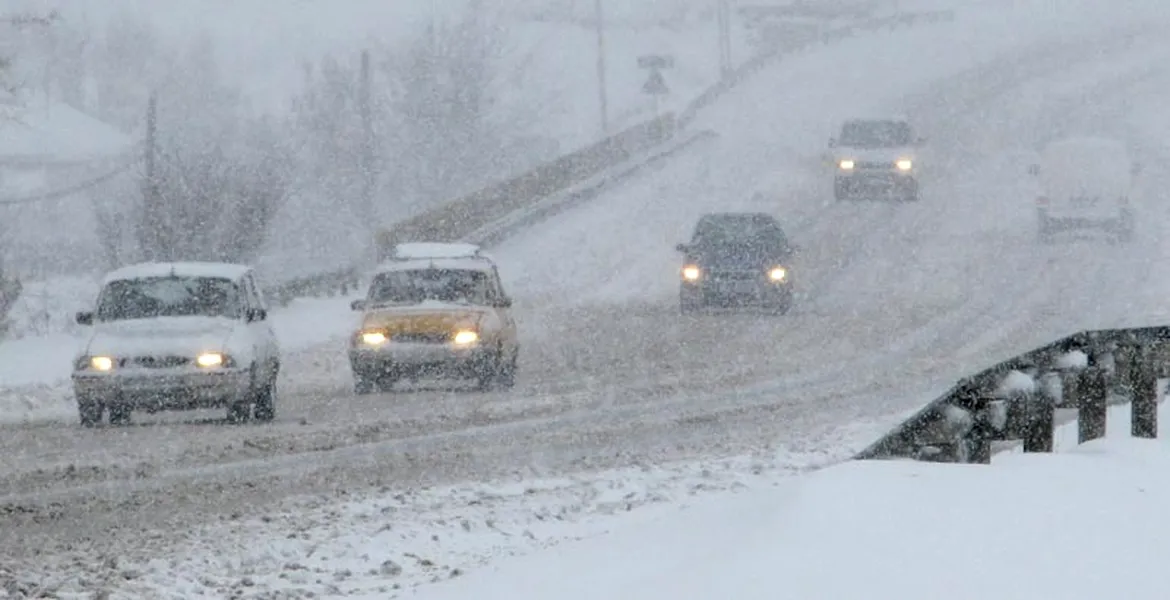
[1029,136,1138,243]
[71,262,281,426]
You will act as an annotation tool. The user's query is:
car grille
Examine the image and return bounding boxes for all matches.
[856,161,897,169]
[708,270,761,281]
[127,355,192,369]
[392,332,451,344]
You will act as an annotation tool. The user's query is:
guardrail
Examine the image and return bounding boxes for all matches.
[855,326,1170,464]
[265,8,957,306]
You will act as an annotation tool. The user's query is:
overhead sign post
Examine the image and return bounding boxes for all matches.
[638,54,672,119]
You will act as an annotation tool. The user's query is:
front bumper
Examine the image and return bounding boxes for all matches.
[681,278,792,306]
[349,342,492,379]
[72,368,251,411]
[836,170,916,193]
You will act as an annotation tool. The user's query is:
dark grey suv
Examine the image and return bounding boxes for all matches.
[675,212,798,314]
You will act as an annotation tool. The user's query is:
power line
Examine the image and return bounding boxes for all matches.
[0,152,140,206]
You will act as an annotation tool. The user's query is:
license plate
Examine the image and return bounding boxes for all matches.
[720,281,757,294]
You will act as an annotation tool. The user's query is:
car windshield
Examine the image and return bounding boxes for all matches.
[839,120,912,148]
[368,269,490,306]
[95,276,242,321]
[692,215,788,249]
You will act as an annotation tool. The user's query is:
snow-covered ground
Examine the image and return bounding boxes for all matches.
[38,398,1161,598]
[400,401,1170,600]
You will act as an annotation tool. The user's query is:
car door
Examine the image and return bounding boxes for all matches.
[489,267,517,352]
[243,272,278,381]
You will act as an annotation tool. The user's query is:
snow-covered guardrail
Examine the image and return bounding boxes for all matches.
[855,326,1170,464]
[267,8,957,306]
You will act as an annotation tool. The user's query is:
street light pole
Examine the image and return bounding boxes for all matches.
[594,0,609,135]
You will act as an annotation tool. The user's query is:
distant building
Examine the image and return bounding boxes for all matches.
[0,93,133,198]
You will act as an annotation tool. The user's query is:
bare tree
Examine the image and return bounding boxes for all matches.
[134,122,295,264]
[289,1,509,223]
[80,30,297,266]
[383,0,508,204]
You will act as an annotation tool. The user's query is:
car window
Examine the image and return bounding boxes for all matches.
[95,276,243,321]
[368,269,490,306]
[692,215,788,248]
[839,120,912,148]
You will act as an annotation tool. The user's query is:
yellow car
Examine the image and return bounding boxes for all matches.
[348,242,519,393]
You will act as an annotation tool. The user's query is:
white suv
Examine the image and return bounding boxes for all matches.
[71,262,281,426]
[829,117,924,202]
[1029,136,1138,243]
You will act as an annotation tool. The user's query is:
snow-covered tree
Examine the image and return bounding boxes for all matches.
[383,0,507,205]
[92,33,296,266]
[290,1,508,222]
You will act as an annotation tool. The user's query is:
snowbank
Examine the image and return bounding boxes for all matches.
[407,402,1170,600]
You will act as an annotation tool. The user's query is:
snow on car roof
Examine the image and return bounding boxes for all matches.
[373,256,496,275]
[102,261,251,284]
[392,242,483,260]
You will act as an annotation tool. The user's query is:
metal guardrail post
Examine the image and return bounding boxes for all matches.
[1077,365,1109,444]
[1021,388,1055,454]
[1132,346,1159,438]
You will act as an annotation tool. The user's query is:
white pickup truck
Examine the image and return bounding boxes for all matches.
[1029,136,1139,244]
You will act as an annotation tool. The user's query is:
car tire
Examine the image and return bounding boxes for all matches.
[768,294,793,316]
[78,401,104,427]
[475,346,507,392]
[1037,211,1055,244]
[253,379,276,423]
[497,348,518,390]
[833,182,849,202]
[227,398,251,424]
[902,182,919,202]
[680,290,702,314]
[108,403,132,426]
[354,372,378,395]
[1113,211,1135,243]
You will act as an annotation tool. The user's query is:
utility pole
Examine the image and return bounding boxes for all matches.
[594,0,609,135]
[358,49,375,234]
[717,0,733,78]
[142,91,161,261]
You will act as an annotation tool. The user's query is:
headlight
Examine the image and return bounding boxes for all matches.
[838,159,855,170]
[90,356,114,371]
[681,265,701,281]
[452,330,479,345]
[359,330,388,346]
[195,352,225,368]
[768,267,788,282]
[895,159,912,171]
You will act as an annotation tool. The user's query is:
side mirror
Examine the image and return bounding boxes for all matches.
[827,137,837,148]
[75,311,94,326]
[916,136,927,145]
[350,299,367,312]
[246,308,267,322]
[1132,162,1143,176]
[788,244,802,255]
[496,297,513,309]
[1027,164,1040,176]
[675,243,689,253]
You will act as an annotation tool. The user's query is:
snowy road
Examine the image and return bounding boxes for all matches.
[5,7,1170,574]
